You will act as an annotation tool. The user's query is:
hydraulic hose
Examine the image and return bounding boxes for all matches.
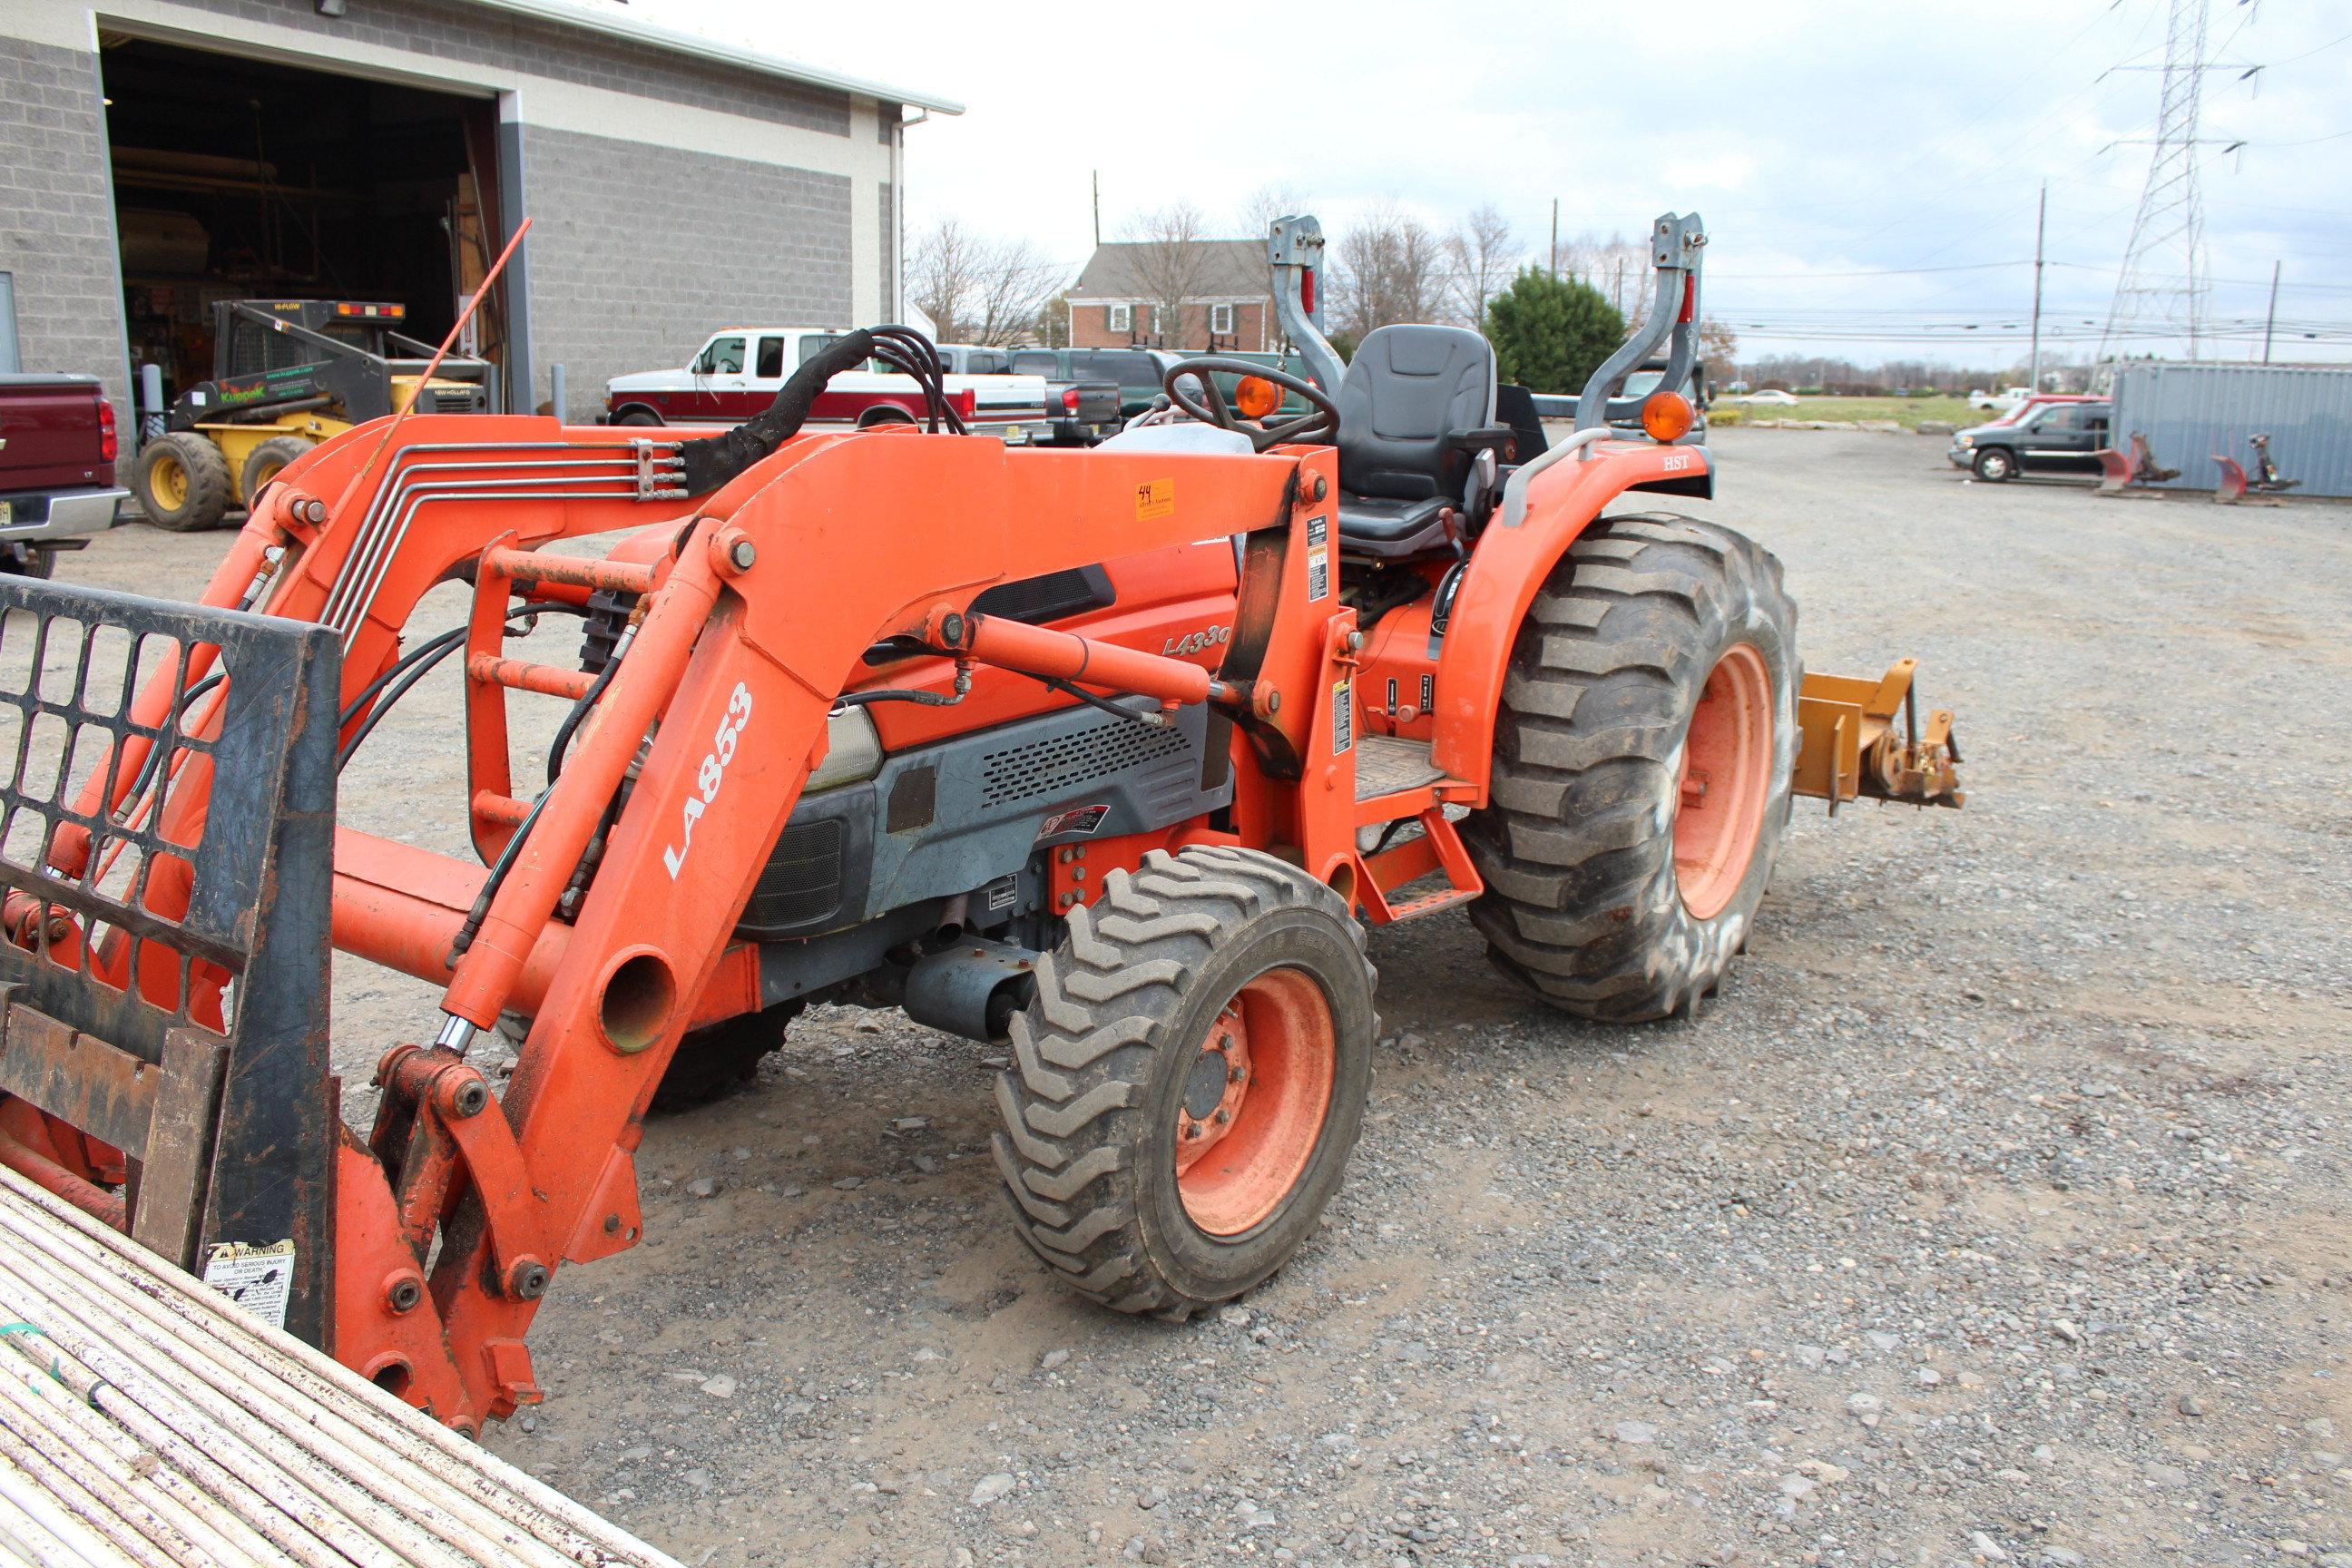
[677,328,877,495]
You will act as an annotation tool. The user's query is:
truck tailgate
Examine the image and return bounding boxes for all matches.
[0,375,109,492]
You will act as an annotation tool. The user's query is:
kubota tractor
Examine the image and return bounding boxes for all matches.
[0,213,1957,1433]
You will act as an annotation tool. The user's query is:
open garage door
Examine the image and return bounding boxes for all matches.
[98,35,510,417]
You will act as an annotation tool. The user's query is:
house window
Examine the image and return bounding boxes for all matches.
[1210,303,1235,336]
[1108,303,1132,333]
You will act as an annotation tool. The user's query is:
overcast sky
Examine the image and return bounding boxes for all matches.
[628,0,2352,368]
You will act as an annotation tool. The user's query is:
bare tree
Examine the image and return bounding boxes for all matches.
[1562,230,1655,331]
[1696,318,1739,370]
[1445,204,1518,327]
[906,218,1068,347]
[1237,182,1308,240]
[1333,201,1447,341]
[1121,201,1218,347]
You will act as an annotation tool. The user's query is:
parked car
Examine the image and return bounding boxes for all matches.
[1969,387,2033,415]
[1949,398,2112,481]
[1732,388,1799,407]
[1009,348,1192,420]
[0,373,126,575]
[607,328,1076,446]
[936,344,1122,446]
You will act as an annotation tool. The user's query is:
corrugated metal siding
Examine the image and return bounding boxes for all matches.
[2110,361,2352,498]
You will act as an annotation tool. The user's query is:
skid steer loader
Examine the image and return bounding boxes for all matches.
[132,299,492,534]
[0,212,1958,1433]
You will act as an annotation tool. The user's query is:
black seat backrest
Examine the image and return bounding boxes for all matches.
[1337,325,1496,502]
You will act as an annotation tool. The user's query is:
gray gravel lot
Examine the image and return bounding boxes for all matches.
[50,426,2352,1567]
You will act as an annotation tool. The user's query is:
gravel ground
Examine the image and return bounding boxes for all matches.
[46,427,2352,1567]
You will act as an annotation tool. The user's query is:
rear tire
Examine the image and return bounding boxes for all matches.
[239,435,314,503]
[134,433,232,532]
[992,846,1376,1318]
[1465,513,1798,1022]
[1972,446,2015,482]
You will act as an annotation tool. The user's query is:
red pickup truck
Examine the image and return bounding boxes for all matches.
[0,374,125,575]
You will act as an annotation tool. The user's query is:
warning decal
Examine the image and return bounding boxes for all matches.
[1305,514,1330,601]
[1035,803,1111,840]
[203,1240,297,1330]
[1332,677,1354,755]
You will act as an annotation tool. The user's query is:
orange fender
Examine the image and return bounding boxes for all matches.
[1430,437,1713,789]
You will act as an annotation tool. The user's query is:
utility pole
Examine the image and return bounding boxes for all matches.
[2029,181,2047,392]
[1091,171,1101,250]
[1549,199,1558,279]
[2262,260,2280,363]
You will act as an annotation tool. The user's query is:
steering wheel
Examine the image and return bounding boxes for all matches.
[1161,357,1339,451]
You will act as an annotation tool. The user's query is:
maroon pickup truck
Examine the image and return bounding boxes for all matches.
[0,373,126,575]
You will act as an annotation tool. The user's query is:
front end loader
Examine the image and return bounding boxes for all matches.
[0,214,1958,1433]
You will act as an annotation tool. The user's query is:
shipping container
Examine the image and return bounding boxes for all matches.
[2108,361,2352,500]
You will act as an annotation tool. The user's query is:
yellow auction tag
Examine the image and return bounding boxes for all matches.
[1135,477,1175,520]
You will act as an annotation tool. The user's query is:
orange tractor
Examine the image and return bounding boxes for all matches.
[0,212,1957,1433]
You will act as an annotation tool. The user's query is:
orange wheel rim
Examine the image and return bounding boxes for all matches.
[1673,642,1773,921]
[1173,967,1333,1237]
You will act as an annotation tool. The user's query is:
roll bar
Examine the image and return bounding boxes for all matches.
[1574,212,1708,433]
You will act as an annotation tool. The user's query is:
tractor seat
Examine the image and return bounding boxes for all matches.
[1335,324,1499,559]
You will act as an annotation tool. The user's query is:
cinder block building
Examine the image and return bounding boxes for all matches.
[1067,240,1274,352]
[0,0,956,423]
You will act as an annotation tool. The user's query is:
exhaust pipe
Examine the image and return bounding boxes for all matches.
[900,936,1039,1044]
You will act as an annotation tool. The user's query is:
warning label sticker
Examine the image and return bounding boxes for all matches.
[1035,803,1110,840]
[1305,514,1329,601]
[1331,678,1354,754]
[1135,477,1176,521]
[202,1240,296,1331]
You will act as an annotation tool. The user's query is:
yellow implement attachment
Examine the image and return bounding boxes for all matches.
[1795,658,1964,812]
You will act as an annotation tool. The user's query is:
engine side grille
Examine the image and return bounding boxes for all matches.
[978,717,1190,809]
[741,818,846,929]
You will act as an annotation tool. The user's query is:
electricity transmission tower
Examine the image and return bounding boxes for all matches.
[2098,0,2218,369]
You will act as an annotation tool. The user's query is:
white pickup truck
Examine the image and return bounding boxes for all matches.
[605,328,1101,445]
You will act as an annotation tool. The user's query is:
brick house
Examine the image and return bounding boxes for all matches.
[1067,239,1273,351]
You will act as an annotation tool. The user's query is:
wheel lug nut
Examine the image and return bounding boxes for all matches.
[1212,1109,1231,1125]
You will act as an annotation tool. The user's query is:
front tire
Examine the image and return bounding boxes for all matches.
[992,847,1376,1318]
[134,433,232,532]
[651,1002,800,1112]
[611,407,662,427]
[1972,446,2015,482]
[1465,513,1798,1022]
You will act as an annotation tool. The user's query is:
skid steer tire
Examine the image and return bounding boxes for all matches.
[134,433,232,533]
[239,436,314,504]
[650,1001,801,1113]
[1465,513,1798,1023]
[991,846,1376,1319]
